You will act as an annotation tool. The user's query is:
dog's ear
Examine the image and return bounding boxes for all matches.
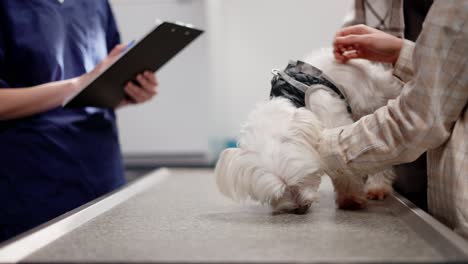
[214,148,287,203]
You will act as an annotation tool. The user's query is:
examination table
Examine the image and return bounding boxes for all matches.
[0,168,467,263]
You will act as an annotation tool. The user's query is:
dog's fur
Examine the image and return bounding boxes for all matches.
[215,49,403,213]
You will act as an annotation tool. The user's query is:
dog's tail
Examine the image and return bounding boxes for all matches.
[215,148,287,204]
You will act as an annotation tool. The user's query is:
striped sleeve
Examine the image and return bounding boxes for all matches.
[393,39,415,83]
[318,0,468,177]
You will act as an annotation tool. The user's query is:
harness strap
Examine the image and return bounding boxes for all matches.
[272,60,352,114]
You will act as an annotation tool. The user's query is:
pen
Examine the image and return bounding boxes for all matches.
[123,40,136,53]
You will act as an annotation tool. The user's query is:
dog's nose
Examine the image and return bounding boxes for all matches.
[293,204,310,215]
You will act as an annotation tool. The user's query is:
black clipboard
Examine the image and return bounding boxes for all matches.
[64,21,203,108]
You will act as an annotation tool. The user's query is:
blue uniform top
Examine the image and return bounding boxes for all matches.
[0,0,125,242]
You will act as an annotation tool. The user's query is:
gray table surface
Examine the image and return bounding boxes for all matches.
[19,169,468,263]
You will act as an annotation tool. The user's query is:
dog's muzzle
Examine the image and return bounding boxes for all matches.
[270,60,352,114]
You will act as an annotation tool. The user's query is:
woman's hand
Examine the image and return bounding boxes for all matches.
[78,44,159,108]
[77,44,127,90]
[333,24,403,64]
[118,71,158,107]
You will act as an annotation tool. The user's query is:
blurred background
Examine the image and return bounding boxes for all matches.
[110,0,351,174]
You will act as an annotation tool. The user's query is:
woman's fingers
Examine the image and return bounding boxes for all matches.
[144,71,158,86]
[125,78,157,103]
[108,44,127,57]
[136,74,152,92]
[343,49,361,59]
[333,25,373,60]
[333,25,403,64]
[335,24,374,37]
[125,82,145,102]
[334,41,361,61]
[121,71,159,107]
[136,71,158,93]
[334,48,348,62]
[334,34,368,48]
[92,44,127,76]
[125,81,152,103]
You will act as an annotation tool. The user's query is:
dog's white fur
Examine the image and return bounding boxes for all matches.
[215,49,403,213]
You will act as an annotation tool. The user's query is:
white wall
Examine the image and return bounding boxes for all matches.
[206,0,351,142]
[110,0,351,158]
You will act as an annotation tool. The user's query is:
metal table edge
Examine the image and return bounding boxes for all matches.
[1,168,467,263]
[390,192,468,259]
[0,168,171,263]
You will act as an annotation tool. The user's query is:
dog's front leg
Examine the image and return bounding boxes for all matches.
[327,172,367,210]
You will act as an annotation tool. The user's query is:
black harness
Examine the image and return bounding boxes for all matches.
[270,60,352,114]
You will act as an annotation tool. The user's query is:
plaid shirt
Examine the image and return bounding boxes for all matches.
[320,0,468,238]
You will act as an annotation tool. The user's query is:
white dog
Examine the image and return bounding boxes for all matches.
[215,49,403,214]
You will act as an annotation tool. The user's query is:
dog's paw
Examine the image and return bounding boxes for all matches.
[364,175,394,201]
[365,169,395,201]
[329,173,367,210]
[273,203,311,215]
[366,186,392,200]
[336,194,367,210]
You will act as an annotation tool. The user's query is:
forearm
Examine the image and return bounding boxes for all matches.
[319,5,468,176]
[320,41,427,176]
[318,96,433,176]
[0,77,81,120]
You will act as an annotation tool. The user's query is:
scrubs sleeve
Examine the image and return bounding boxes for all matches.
[105,1,121,53]
[0,11,9,88]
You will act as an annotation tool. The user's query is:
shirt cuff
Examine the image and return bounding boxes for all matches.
[318,127,357,179]
[393,39,415,83]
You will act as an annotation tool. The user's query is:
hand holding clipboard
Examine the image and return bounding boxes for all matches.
[64,21,203,108]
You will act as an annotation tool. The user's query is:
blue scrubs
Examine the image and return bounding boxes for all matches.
[0,0,125,242]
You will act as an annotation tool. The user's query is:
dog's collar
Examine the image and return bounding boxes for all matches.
[271,60,352,114]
